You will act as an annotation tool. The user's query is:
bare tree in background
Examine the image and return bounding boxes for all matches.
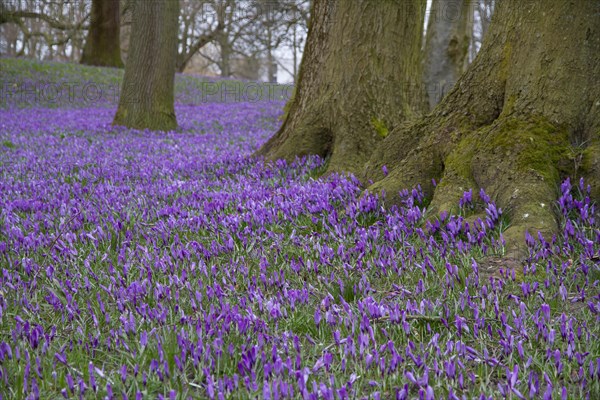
[282,0,309,82]
[242,0,309,83]
[81,0,123,67]
[422,0,496,109]
[211,0,257,78]
[211,0,309,82]
[176,0,224,73]
[1,0,308,83]
[471,0,494,60]
[247,0,289,82]
[1,0,90,61]
[423,0,473,109]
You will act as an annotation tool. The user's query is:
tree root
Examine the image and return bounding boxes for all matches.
[366,115,576,258]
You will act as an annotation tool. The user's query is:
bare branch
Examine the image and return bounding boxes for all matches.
[177,22,224,71]
[0,4,90,31]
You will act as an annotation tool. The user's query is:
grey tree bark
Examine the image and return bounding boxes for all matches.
[113,0,179,131]
[423,0,472,109]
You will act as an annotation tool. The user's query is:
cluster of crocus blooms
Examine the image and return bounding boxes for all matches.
[0,64,599,399]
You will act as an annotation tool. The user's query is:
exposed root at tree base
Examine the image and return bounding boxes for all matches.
[365,115,593,259]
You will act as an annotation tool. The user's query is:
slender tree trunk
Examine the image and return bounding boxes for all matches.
[215,2,232,78]
[180,14,190,71]
[266,49,277,83]
[423,0,473,109]
[219,34,232,78]
[257,0,427,174]
[266,28,277,83]
[292,27,298,81]
[80,0,123,67]
[365,0,600,256]
[113,0,179,131]
[30,38,37,58]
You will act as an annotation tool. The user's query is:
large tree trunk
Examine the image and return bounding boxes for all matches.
[365,0,600,256]
[113,0,179,131]
[423,0,472,109]
[80,0,123,68]
[256,0,428,175]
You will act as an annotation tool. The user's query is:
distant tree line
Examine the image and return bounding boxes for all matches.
[0,0,310,82]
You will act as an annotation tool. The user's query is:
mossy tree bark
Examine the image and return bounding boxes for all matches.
[113,0,179,131]
[256,0,428,175]
[81,0,123,68]
[365,0,600,256]
[423,0,473,109]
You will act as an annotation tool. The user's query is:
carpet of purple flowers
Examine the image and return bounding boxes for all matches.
[0,60,599,399]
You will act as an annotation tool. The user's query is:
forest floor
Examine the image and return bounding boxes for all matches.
[0,59,599,399]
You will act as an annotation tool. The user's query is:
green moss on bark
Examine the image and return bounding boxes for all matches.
[484,116,571,183]
[371,117,389,139]
[430,134,477,214]
[581,140,600,202]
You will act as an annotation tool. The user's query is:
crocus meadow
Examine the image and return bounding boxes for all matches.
[0,61,599,399]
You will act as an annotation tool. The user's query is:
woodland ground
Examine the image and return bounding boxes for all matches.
[0,59,599,399]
